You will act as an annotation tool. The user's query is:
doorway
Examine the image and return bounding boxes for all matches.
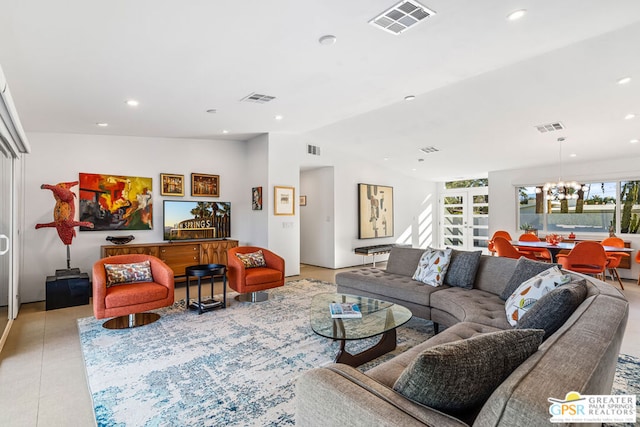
[439,187,489,251]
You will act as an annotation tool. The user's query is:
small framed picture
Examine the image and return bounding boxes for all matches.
[160,173,184,196]
[252,187,263,210]
[274,186,295,216]
[191,173,219,197]
[300,195,307,206]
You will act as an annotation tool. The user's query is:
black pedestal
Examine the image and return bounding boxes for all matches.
[46,270,91,310]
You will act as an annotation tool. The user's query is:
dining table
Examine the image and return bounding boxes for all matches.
[511,240,634,263]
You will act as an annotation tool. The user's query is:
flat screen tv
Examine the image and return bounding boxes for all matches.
[163,200,231,241]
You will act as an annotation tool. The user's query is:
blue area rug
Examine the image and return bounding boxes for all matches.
[77,279,433,426]
[78,279,639,426]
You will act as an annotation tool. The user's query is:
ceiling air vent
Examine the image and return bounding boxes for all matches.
[535,122,565,133]
[240,93,276,103]
[419,146,439,154]
[307,144,321,156]
[369,0,436,35]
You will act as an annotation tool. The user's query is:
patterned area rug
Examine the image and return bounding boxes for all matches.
[78,279,433,426]
[78,279,640,426]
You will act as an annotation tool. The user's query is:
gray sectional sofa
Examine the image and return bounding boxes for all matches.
[296,247,629,427]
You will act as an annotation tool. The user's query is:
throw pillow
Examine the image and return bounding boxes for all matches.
[393,329,544,412]
[235,250,267,268]
[517,278,587,340]
[500,257,559,301]
[504,266,570,326]
[443,249,482,289]
[104,260,153,287]
[412,247,453,287]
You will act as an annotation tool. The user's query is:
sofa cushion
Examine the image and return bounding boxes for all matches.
[393,329,544,412]
[504,266,570,326]
[235,250,267,268]
[412,247,453,287]
[517,278,587,340]
[500,257,558,300]
[385,247,425,276]
[245,267,282,285]
[104,260,153,287]
[104,282,168,308]
[444,250,482,289]
[430,288,512,329]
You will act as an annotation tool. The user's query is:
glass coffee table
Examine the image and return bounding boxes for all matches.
[310,293,412,367]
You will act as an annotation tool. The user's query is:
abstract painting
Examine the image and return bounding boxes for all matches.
[79,173,153,230]
[358,183,393,239]
[252,187,263,210]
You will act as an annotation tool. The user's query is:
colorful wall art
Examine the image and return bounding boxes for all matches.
[79,173,153,230]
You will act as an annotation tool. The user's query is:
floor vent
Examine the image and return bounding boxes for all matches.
[369,0,436,35]
[419,146,439,154]
[307,145,321,156]
[535,122,565,133]
[240,93,276,103]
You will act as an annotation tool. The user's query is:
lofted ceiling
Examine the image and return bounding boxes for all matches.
[1,0,640,181]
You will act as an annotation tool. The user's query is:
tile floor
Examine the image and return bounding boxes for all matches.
[1,264,639,427]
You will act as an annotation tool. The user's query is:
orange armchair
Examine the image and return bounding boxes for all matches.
[601,237,629,290]
[556,241,607,281]
[488,230,512,256]
[517,233,551,262]
[493,236,537,260]
[227,246,285,302]
[93,254,175,328]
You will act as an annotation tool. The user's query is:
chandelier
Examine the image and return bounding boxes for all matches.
[536,137,586,200]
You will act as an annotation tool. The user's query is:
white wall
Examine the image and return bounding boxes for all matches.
[23,133,249,302]
[300,167,335,267]
[489,156,640,279]
[244,134,269,248]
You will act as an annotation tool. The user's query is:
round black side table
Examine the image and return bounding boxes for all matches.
[185,264,227,314]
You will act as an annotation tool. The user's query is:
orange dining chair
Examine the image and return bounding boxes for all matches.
[493,236,537,260]
[601,237,628,290]
[517,233,551,262]
[636,251,640,286]
[488,231,512,256]
[556,241,608,282]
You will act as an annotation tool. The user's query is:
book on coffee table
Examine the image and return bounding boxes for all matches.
[329,302,362,318]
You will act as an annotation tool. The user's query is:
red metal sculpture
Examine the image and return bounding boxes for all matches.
[35,181,94,245]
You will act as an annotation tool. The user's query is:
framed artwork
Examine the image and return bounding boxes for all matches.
[274,186,295,216]
[78,173,153,231]
[160,173,184,196]
[300,195,307,206]
[358,183,394,239]
[252,187,263,210]
[191,173,219,197]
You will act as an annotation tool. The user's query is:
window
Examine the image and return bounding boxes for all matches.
[518,181,618,234]
[620,181,640,234]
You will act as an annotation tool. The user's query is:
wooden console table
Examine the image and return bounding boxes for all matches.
[101,239,238,277]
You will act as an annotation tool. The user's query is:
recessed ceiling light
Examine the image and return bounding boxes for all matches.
[206,109,217,114]
[625,113,636,120]
[507,9,527,21]
[404,95,416,101]
[125,99,139,107]
[617,76,632,85]
[318,35,337,45]
[274,115,283,120]
[96,122,108,127]
[222,130,229,134]
[631,139,639,144]
[569,153,577,158]
[383,157,390,161]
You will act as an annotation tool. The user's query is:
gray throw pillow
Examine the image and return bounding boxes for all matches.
[444,249,482,289]
[393,329,544,412]
[517,278,587,340]
[500,257,559,301]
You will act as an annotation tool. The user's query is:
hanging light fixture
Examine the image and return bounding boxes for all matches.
[536,137,585,200]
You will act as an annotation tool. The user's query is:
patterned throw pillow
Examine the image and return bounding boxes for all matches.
[104,261,153,287]
[235,250,267,268]
[412,247,453,287]
[393,329,544,412]
[504,266,570,326]
[500,257,559,301]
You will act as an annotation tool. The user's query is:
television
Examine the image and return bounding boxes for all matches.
[163,200,231,241]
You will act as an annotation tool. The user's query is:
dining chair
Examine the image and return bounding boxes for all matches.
[488,231,512,256]
[492,236,537,260]
[517,233,551,262]
[635,250,640,286]
[556,241,608,283]
[601,237,628,290]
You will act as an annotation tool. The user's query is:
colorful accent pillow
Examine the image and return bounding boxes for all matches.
[393,329,544,412]
[104,260,153,287]
[412,247,453,287]
[504,266,570,326]
[236,250,267,268]
[500,257,559,301]
[443,249,482,289]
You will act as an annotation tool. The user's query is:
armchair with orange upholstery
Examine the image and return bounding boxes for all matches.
[227,246,285,302]
[517,233,551,262]
[601,237,629,290]
[492,236,537,260]
[488,230,512,256]
[93,254,175,329]
[556,241,608,282]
